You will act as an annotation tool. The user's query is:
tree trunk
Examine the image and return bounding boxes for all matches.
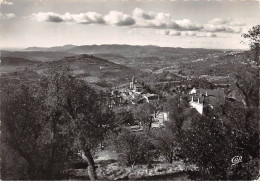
[81,149,97,180]
[14,145,37,180]
[27,161,37,180]
[166,151,173,164]
[46,112,59,180]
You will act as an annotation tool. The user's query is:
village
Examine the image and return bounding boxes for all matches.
[103,74,244,132]
[1,0,258,180]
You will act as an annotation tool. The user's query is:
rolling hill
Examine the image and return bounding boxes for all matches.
[24,44,76,52]
[64,44,224,57]
[0,54,144,89]
[1,50,77,62]
[1,57,36,66]
[45,54,142,87]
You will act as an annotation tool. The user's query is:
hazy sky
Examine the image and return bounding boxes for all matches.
[0,0,259,49]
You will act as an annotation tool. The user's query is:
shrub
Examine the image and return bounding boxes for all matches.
[105,129,158,166]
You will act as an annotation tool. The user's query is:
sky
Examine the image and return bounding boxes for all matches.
[0,0,259,49]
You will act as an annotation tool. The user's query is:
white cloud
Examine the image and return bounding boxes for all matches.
[205,32,217,37]
[62,12,104,24]
[32,11,134,26]
[169,30,181,36]
[0,12,15,19]
[208,18,231,25]
[157,30,181,36]
[203,24,242,33]
[204,18,245,33]
[32,12,64,22]
[32,12,104,24]
[104,11,135,26]
[133,8,155,20]
[1,0,13,5]
[133,8,202,31]
[175,19,202,31]
[30,9,247,36]
[181,31,197,37]
[208,18,245,27]
[156,30,170,35]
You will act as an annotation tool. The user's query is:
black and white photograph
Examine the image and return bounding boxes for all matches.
[0,0,259,181]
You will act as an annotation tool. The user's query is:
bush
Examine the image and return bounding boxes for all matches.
[105,129,159,166]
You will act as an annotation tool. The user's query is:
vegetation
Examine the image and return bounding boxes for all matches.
[1,66,116,180]
[105,129,158,166]
[0,25,259,181]
[178,25,259,180]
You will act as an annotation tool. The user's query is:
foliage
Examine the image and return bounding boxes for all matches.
[178,25,260,180]
[150,128,177,163]
[1,66,116,180]
[105,129,158,166]
[180,65,259,180]
[242,25,260,50]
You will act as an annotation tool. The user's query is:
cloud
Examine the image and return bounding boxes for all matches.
[169,30,181,36]
[30,9,246,36]
[63,12,104,24]
[0,12,15,19]
[208,18,245,27]
[1,0,13,5]
[32,12,104,24]
[133,8,202,31]
[203,24,242,33]
[175,19,202,31]
[133,8,155,20]
[196,32,217,37]
[32,12,64,22]
[181,31,197,37]
[32,11,135,26]
[104,11,135,26]
[205,32,217,37]
[208,18,231,25]
[204,18,245,33]
[156,30,181,36]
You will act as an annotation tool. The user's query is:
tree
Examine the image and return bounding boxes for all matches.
[179,26,259,180]
[149,95,190,164]
[41,66,116,180]
[1,66,116,180]
[133,103,154,131]
[242,25,260,65]
[105,129,158,166]
[180,100,258,180]
[151,128,177,163]
[166,94,189,134]
[1,81,47,180]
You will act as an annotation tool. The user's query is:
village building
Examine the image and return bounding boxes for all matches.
[188,88,225,115]
[151,111,169,129]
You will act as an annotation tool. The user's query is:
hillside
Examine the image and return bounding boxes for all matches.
[2,45,251,88]
[0,54,143,89]
[24,44,76,52]
[64,44,224,57]
[0,57,36,66]
[1,50,77,62]
[45,54,142,87]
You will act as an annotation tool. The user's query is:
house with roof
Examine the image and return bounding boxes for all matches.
[188,88,225,115]
[151,111,169,129]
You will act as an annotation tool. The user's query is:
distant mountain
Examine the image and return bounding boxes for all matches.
[64,44,224,57]
[1,50,77,62]
[24,44,77,52]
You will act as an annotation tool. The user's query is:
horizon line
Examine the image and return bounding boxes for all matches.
[1,43,248,51]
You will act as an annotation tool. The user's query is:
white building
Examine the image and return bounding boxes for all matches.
[189,87,197,95]
[152,112,169,128]
[189,96,203,115]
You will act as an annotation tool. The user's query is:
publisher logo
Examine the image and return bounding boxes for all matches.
[231,156,242,166]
